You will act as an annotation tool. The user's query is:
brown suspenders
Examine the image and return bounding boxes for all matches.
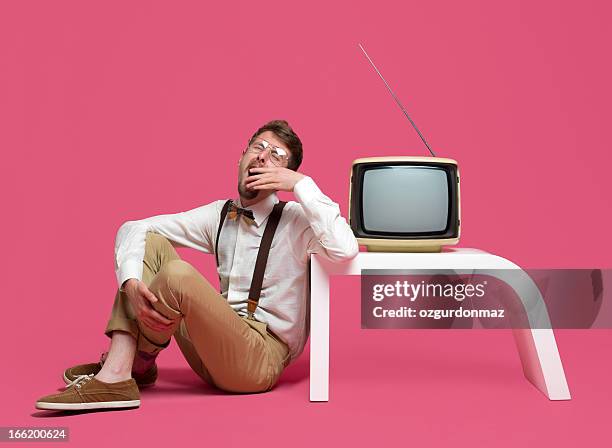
[215,200,232,269]
[215,199,287,320]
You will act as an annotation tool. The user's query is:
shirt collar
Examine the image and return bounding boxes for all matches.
[236,192,279,227]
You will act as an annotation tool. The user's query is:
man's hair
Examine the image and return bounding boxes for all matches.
[248,120,303,171]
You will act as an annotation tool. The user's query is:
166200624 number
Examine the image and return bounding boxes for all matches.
[1,427,69,442]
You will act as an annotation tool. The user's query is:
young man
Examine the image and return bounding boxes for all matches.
[35,120,358,411]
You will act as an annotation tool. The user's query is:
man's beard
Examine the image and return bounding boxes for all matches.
[238,180,258,200]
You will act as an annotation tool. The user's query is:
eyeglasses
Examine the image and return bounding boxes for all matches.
[246,139,290,166]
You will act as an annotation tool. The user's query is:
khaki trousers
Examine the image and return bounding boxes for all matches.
[105,232,290,393]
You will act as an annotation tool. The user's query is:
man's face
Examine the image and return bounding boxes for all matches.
[238,130,291,200]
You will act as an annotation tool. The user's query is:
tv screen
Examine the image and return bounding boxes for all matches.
[362,166,449,233]
[349,157,460,242]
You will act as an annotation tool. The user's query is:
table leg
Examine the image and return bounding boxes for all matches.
[513,328,571,400]
[310,256,330,401]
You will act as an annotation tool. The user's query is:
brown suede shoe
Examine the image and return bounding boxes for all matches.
[63,353,158,388]
[36,375,140,411]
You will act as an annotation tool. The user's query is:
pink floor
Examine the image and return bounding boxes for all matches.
[3,1,612,445]
[4,277,611,448]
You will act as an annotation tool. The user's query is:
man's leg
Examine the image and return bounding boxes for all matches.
[101,231,289,392]
[146,259,290,393]
[97,232,183,381]
[173,320,216,386]
[95,331,137,382]
[172,314,290,392]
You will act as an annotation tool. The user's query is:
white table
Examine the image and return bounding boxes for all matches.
[309,248,571,401]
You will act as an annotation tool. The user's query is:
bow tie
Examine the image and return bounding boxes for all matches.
[227,202,255,225]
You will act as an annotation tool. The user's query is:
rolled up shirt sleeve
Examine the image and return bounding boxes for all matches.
[293,176,359,263]
[114,201,221,288]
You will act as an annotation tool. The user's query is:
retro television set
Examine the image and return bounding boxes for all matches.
[352,44,461,252]
[349,156,460,252]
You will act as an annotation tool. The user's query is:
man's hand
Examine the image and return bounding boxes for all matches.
[123,279,175,332]
[245,167,305,192]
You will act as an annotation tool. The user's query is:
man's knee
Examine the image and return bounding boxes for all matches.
[147,260,198,317]
[156,259,199,294]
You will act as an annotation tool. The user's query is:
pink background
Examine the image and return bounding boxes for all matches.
[1,0,611,446]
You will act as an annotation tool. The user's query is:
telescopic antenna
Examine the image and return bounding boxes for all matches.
[358,43,436,157]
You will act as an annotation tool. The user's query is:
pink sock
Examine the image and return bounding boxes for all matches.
[132,350,158,375]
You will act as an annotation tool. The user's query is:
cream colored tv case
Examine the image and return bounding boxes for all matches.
[348,156,461,253]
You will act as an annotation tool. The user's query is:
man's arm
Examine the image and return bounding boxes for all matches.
[245,167,358,263]
[115,201,221,288]
[292,176,359,263]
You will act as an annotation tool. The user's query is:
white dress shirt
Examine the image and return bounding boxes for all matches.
[114,176,358,361]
